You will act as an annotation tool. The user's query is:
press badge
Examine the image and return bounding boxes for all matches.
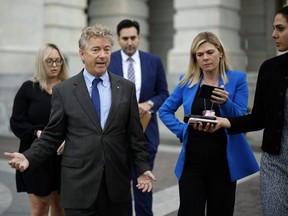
[202,110,215,117]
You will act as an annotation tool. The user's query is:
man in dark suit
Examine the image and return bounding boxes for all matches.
[108,19,169,216]
[4,23,155,216]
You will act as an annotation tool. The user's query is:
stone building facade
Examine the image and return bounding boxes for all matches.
[0,0,286,135]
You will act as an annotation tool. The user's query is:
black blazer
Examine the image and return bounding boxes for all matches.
[23,71,150,208]
[229,52,288,154]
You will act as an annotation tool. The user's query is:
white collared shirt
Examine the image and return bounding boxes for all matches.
[120,50,142,102]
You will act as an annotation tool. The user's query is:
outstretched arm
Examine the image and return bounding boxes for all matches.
[201,117,231,133]
[4,152,29,172]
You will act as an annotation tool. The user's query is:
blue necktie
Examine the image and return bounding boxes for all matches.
[92,78,102,122]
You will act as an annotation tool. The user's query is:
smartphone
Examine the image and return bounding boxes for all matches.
[188,115,218,125]
[184,114,218,125]
[199,84,222,99]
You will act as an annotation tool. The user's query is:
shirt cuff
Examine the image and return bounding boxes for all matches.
[147,100,154,108]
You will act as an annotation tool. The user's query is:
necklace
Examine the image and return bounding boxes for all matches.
[201,78,218,87]
[202,73,219,86]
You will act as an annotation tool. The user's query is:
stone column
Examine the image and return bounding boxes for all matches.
[88,0,149,52]
[148,0,173,70]
[168,0,246,74]
[0,0,44,135]
[0,0,87,135]
[43,0,87,76]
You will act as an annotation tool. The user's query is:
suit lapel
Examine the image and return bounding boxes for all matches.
[112,51,124,76]
[139,51,148,102]
[184,81,200,114]
[72,72,102,131]
[117,51,124,76]
[103,72,123,130]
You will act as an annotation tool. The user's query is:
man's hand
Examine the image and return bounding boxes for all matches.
[138,102,152,118]
[4,152,29,172]
[136,171,156,192]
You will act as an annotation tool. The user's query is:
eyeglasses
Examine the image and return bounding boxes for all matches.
[45,58,63,67]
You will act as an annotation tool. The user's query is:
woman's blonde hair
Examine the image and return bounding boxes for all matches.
[180,31,230,87]
[33,43,69,90]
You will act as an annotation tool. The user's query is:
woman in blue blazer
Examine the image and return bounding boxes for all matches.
[159,32,259,216]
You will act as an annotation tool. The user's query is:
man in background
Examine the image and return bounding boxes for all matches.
[108,19,169,216]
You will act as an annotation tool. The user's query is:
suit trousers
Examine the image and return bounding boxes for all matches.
[178,153,236,216]
[129,146,157,216]
[65,170,129,216]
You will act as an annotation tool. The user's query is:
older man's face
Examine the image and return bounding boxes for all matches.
[79,37,112,77]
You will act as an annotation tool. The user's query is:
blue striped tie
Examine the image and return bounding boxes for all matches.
[92,78,102,122]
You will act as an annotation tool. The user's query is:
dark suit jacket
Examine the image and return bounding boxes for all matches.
[229,52,288,154]
[23,71,150,208]
[108,50,169,157]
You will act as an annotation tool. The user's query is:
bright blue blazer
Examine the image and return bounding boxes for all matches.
[159,70,259,182]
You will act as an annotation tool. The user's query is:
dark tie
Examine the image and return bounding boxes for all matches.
[127,57,135,83]
[92,78,102,122]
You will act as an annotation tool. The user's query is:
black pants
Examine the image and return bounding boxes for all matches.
[178,154,236,216]
[65,173,129,216]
